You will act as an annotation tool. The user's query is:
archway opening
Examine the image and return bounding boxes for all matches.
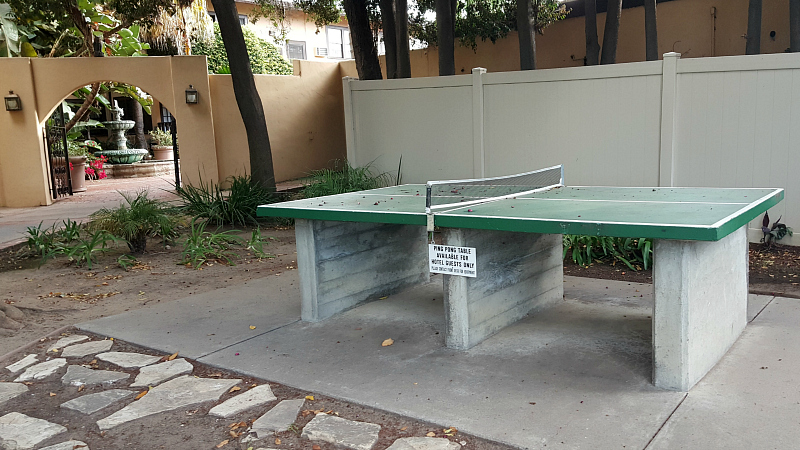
[43,82,180,201]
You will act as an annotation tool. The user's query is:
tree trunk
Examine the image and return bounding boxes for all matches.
[343,0,383,80]
[436,0,455,75]
[600,0,622,64]
[395,0,411,78]
[790,0,800,51]
[746,0,762,55]
[517,0,536,70]
[209,0,276,191]
[65,82,101,133]
[585,0,600,65]
[379,0,398,78]
[644,0,658,61]
[132,100,147,150]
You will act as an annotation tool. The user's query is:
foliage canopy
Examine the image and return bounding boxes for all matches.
[192,23,292,74]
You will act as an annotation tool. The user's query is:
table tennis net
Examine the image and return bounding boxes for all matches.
[425,165,564,212]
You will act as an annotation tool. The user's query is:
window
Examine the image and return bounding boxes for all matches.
[287,41,306,60]
[327,26,351,59]
[207,11,248,25]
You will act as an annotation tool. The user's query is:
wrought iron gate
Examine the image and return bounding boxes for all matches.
[156,120,181,189]
[45,107,72,198]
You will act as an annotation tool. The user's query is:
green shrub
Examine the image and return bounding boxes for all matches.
[192,23,293,75]
[301,160,393,198]
[89,190,179,253]
[176,174,275,226]
[180,219,242,268]
[563,235,653,271]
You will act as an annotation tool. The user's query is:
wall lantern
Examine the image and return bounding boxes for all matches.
[185,85,198,104]
[4,91,22,111]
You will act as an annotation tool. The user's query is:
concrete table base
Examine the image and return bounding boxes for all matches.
[295,219,428,322]
[442,228,563,350]
[653,226,749,391]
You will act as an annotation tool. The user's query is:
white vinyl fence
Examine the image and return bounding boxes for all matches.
[343,52,800,244]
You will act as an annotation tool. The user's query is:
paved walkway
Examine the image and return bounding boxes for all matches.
[76,273,800,449]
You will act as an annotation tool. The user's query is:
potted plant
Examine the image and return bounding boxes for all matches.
[67,141,89,193]
[150,128,174,160]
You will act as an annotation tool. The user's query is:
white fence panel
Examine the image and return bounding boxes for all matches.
[344,53,800,245]
[483,69,662,187]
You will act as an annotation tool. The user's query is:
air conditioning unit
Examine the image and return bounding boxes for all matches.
[315,47,328,57]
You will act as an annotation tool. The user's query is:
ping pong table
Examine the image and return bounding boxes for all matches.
[258,166,783,391]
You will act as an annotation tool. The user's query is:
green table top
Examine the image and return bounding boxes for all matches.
[257,185,784,241]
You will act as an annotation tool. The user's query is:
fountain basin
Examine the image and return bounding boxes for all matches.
[94,149,149,164]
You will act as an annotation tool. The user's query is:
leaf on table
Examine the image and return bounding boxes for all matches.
[216,440,229,448]
[382,338,394,347]
[229,386,241,393]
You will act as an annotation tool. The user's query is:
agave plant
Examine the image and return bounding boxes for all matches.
[761,211,793,248]
[89,190,178,253]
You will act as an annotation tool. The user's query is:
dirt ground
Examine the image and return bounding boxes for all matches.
[0,332,508,450]
[563,242,800,298]
[0,226,299,356]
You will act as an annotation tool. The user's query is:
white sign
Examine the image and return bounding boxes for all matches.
[429,244,477,277]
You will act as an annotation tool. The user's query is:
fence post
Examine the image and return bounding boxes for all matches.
[659,52,680,187]
[342,77,357,164]
[472,67,487,178]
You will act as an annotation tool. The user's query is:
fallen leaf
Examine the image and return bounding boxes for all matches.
[400,426,408,431]
[444,427,458,436]
[275,438,281,445]
[379,296,388,300]
[382,338,394,347]
[49,392,56,397]
[134,390,148,400]
[209,372,223,378]
[90,360,97,365]
[216,440,229,448]
[167,352,178,361]
[77,385,85,392]
[312,445,321,450]
[426,432,436,437]
[229,430,241,438]
[305,395,314,400]
[249,325,256,330]
[229,386,241,393]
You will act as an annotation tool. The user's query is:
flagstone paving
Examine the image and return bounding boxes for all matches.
[5,354,38,373]
[208,384,277,418]
[130,357,193,387]
[0,382,27,405]
[50,335,89,351]
[0,412,66,450]
[96,351,161,368]
[302,413,382,450]
[61,365,130,387]
[39,441,90,450]
[1,333,487,449]
[60,340,113,358]
[251,398,306,436]
[60,389,134,415]
[14,358,67,382]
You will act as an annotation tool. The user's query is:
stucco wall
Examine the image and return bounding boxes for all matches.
[210,59,348,182]
[0,56,217,207]
[396,0,792,76]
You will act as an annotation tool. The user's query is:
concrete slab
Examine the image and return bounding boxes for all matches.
[96,352,161,368]
[648,297,800,449]
[39,441,90,450]
[97,375,240,430]
[251,398,306,436]
[0,382,28,406]
[0,412,66,450]
[386,437,461,450]
[60,389,134,415]
[61,365,129,387]
[301,413,381,450]
[5,354,38,373]
[60,340,113,358]
[130,358,192,388]
[77,276,301,359]
[198,277,685,449]
[50,335,89,350]
[208,384,277,418]
[15,358,67,382]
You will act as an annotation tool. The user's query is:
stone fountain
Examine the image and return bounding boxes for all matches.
[94,101,149,164]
